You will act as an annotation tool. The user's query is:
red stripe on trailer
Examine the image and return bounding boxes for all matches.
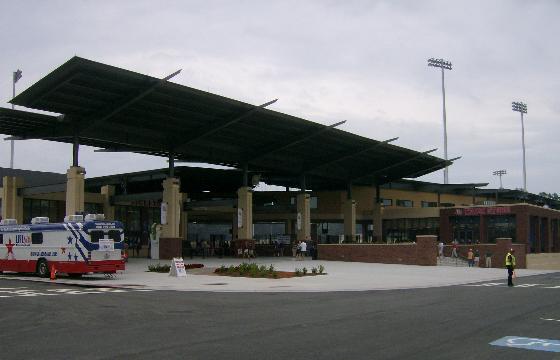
[54,260,125,274]
[0,259,125,274]
[0,259,37,273]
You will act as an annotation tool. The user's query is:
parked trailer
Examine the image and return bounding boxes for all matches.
[0,214,125,278]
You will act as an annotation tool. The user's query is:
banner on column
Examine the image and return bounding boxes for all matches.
[237,208,243,228]
[169,257,187,277]
[161,202,168,225]
[297,212,302,231]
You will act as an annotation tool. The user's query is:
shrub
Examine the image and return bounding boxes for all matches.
[268,264,275,273]
[311,267,318,274]
[295,268,302,277]
[302,267,308,275]
[318,264,325,274]
[148,264,171,273]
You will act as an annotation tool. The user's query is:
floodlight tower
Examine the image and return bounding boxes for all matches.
[511,101,528,192]
[493,169,507,189]
[428,58,453,184]
[11,69,22,169]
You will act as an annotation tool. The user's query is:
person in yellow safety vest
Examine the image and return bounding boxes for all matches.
[505,249,516,287]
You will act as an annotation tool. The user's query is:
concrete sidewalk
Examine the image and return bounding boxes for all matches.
[1,257,557,292]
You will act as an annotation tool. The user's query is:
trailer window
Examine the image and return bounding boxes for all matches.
[108,230,121,242]
[31,233,43,244]
[89,230,104,243]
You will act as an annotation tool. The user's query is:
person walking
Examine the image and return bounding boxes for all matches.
[451,241,458,258]
[467,248,474,267]
[279,241,284,257]
[474,249,480,267]
[505,249,516,287]
[135,238,142,258]
[438,241,444,259]
[485,251,492,268]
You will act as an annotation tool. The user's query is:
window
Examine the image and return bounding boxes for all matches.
[383,217,440,243]
[380,198,392,207]
[289,196,317,209]
[421,201,438,208]
[396,200,413,208]
[89,230,104,243]
[440,203,455,208]
[108,230,121,242]
[31,233,43,244]
[0,234,3,244]
[85,202,103,215]
[487,215,516,243]
[23,198,64,224]
[310,197,318,209]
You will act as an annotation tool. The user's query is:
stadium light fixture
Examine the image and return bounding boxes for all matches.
[428,58,453,184]
[512,101,528,192]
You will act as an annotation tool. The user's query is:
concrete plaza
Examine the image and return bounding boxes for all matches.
[1,257,556,292]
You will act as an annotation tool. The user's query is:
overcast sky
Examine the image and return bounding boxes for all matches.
[1,0,558,194]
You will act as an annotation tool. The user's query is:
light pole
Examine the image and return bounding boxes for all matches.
[512,101,527,192]
[428,58,452,184]
[493,169,507,189]
[11,69,22,169]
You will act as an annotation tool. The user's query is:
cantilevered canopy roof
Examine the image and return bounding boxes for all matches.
[382,179,489,195]
[2,56,455,189]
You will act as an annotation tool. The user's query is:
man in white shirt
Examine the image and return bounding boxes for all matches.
[300,240,307,260]
[438,241,444,258]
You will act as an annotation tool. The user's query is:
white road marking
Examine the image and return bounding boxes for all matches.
[464,282,556,288]
[0,286,152,298]
[0,287,27,290]
[541,318,560,322]
[465,282,504,287]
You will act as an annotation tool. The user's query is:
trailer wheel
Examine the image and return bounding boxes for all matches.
[37,259,50,278]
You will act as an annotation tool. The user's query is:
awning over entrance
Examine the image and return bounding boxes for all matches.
[2,56,454,188]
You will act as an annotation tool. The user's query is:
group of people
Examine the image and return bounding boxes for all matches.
[438,240,518,286]
[438,241,493,268]
[273,241,285,257]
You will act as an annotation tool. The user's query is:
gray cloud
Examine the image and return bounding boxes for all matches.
[0,0,558,193]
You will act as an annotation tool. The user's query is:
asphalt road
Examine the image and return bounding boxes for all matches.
[1,273,559,360]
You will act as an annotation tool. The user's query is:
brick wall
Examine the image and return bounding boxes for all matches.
[318,235,437,266]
